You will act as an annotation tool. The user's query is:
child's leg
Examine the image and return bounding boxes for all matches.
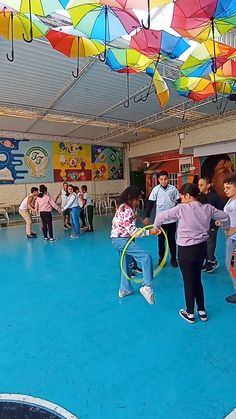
[178,245,196,315]
[166,222,177,262]
[40,212,48,239]
[87,205,94,230]
[126,241,153,288]
[70,207,80,236]
[207,226,218,263]
[80,209,86,227]
[112,238,133,292]
[47,212,53,239]
[225,238,236,290]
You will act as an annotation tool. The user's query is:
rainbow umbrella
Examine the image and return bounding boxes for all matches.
[173,76,216,102]
[171,0,236,42]
[0,11,49,61]
[130,29,189,60]
[145,65,169,107]
[106,47,154,107]
[46,26,105,78]
[67,0,171,29]
[180,40,236,78]
[67,3,140,61]
[3,0,66,42]
[209,59,236,82]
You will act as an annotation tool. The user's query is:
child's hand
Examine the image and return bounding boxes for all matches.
[225,227,236,237]
[215,221,221,227]
[149,228,162,236]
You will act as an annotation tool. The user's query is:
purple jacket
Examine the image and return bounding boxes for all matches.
[154,201,230,246]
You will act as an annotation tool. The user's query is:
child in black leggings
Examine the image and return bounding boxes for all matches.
[152,183,230,324]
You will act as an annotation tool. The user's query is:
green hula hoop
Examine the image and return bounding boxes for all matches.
[120,225,169,284]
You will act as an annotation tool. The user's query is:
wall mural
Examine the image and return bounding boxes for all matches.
[0,138,124,184]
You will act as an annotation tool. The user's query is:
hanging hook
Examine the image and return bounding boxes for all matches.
[217,83,226,110]
[22,0,33,42]
[99,5,108,62]
[72,37,80,78]
[141,0,151,30]
[6,12,14,62]
[124,67,130,108]
[182,100,191,123]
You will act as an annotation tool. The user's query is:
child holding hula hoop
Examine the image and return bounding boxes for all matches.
[152,183,230,323]
[111,186,157,305]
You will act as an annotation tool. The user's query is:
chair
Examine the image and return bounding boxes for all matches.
[0,207,9,224]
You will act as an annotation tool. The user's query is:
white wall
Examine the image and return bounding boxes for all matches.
[128,115,236,158]
[0,179,127,206]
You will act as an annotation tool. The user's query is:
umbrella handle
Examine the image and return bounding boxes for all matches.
[99,48,107,63]
[22,0,33,43]
[72,69,79,78]
[6,12,14,62]
[124,99,130,108]
[141,0,151,30]
[6,50,14,62]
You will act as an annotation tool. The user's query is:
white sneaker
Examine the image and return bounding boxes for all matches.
[70,234,79,239]
[118,290,133,298]
[49,238,57,242]
[139,286,155,305]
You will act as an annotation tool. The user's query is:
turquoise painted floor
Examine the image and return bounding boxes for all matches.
[0,216,235,419]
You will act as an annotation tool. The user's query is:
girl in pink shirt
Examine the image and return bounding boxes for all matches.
[35,185,61,242]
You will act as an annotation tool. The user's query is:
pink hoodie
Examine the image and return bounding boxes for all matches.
[35,193,60,213]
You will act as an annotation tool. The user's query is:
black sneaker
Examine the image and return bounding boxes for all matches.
[171,259,178,268]
[64,224,69,230]
[27,233,37,239]
[202,262,209,271]
[132,267,142,274]
[225,293,236,304]
[179,309,195,324]
[67,223,72,227]
[206,260,219,273]
[197,310,208,321]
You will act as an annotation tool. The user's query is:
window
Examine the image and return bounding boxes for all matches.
[180,163,191,173]
[169,173,178,187]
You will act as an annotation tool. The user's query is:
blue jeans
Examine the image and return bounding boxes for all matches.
[225,238,236,290]
[70,206,81,236]
[112,238,153,292]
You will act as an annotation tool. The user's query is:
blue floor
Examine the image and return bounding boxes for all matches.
[0,216,235,419]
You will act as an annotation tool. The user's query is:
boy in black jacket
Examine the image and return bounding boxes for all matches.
[198,177,224,272]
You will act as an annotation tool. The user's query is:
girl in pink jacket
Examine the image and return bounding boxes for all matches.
[35,185,60,242]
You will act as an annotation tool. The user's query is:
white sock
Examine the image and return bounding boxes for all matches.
[198,310,206,315]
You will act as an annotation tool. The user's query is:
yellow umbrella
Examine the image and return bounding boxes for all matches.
[0,11,49,61]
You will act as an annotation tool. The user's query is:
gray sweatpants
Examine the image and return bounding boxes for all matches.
[207,226,219,262]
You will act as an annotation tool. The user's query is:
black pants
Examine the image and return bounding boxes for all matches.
[80,209,86,227]
[158,222,177,261]
[40,211,53,239]
[87,205,94,229]
[178,242,207,314]
[207,226,219,262]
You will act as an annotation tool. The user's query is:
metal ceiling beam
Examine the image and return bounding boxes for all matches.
[26,57,97,132]
[93,98,214,144]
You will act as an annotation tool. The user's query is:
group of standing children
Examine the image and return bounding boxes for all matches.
[19,182,94,241]
[111,172,236,323]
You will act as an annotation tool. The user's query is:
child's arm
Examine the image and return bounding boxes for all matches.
[212,208,230,230]
[49,197,61,212]
[55,191,61,204]
[153,205,180,229]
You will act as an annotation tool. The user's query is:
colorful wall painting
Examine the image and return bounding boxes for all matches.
[52,142,92,182]
[0,138,124,184]
[0,138,53,184]
[91,145,124,181]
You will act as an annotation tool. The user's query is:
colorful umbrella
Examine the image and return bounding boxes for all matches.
[3,0,66,42]
[106,47,154,107]
[209,59,236,82]
[180,40,236,78]
[171,0,236,43]
[67,3,140,61]
[145,65,170,107]
[46,26,105,78]
[130,29,190,60]
[174,76,216,102]
[0,11,49,61]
